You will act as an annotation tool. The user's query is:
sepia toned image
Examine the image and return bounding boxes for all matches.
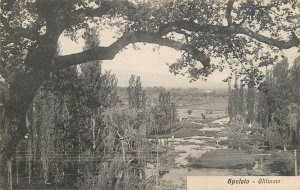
[0,0,299,189]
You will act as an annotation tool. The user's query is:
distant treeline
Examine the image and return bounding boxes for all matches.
[117,86,228,107]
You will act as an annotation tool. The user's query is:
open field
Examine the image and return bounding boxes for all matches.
[149,122,205,139]
[177,101,227,111]
[187,149,256,169]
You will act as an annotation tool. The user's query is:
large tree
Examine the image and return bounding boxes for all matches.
[1,0,299,172]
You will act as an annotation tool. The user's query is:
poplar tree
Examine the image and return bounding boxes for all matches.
[227,80,233,121]
[127,75,146,109]
[247,76,255,123]
[238,82,245,116]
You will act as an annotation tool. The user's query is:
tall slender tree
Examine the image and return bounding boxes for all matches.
[290,56,300,150]
[233,78,239,120]
[238,82,245,116]
[127,75,146,109]
[247,76,255,123]
[227,80,233,121]
[128,75,136,109]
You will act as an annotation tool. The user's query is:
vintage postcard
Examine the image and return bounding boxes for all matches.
[0,0,299,189]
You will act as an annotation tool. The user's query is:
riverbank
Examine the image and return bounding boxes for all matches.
[156,117,277,189]
[149,117,230,139]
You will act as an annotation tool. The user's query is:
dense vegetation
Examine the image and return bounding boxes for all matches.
[227,56,300,151]
[3,60,180,189]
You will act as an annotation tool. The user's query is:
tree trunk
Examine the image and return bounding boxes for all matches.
[16,146,19,185]
[1,68,48,155]
[297,105,300,150]
[297,105,300,175]
[0,66,49,188]
[8,159,13,190]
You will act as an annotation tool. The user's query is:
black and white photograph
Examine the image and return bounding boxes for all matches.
[0,0,300,189]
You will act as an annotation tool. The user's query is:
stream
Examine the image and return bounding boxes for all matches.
[148,117,259,189]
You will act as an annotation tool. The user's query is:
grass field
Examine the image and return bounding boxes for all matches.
[149,122,205,139]
[187,149,255,169]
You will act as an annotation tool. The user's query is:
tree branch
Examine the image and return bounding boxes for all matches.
[236,27,300,49]
[226,0,234,26]
[54,31,210,69]
[159,20,299,49]
[54,19,298,70]
[158,21,226,36]
[72,0,299,50]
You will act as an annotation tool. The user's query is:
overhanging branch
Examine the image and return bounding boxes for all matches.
[54,31,210,69]
[74,0,299,51]
[237,27,300,49]
[54,20,298,70]
[159,20,299,49]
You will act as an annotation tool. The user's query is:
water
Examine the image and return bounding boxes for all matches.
[147,116,271,189]
[209,117,230,125]
[157,117,233,189]
[161,131,256,189]
[146,116,281,189]
[199,127,225,132]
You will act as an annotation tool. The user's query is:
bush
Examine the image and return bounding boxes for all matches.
[187,109,193,115]
[267,152,294,175]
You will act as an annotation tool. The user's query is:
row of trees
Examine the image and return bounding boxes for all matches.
[7,65,178,189]
[227,56,300,151]
[127,75,177,134]
[8,29,122,188]
[13,65,120,188]
[258,57,300,150]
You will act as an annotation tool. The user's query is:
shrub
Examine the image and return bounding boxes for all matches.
[267,152,294,176]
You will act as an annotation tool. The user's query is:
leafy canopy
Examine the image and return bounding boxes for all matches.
[1,0,299,85]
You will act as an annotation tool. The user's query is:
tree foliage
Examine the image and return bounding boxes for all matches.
[99,106,154,190]
[7,35,120,188]
[251,57,300,150]
[153,92,177,133]
[128,75,146,109]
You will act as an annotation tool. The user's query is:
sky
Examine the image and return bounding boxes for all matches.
[60,37,231,89]
[60,30,299,90]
